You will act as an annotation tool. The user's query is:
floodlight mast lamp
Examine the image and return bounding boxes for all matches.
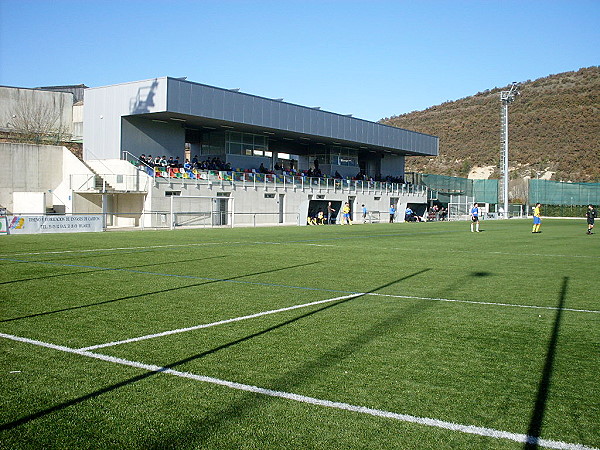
[499,82,520,218]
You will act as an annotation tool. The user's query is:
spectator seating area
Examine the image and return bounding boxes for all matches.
[130,160,424,194]
[130,155,421,194]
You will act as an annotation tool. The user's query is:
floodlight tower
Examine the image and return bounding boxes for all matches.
[499,82,520,218]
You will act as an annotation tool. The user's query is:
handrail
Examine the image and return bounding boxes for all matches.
[122,150,156,183]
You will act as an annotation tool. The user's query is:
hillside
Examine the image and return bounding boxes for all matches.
[382,66,600,182]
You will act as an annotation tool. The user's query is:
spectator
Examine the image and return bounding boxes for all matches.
[327,202,336,224]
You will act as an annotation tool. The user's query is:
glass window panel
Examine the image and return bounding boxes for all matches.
[229,132,242,143]
[228,143,243,154]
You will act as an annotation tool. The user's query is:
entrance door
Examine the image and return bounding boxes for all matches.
[213,198,228,226]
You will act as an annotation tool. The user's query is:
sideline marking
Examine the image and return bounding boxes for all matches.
[3,235,597,260]
[1,332,596,450]
[430,249,600,259]
[0,229,457,258]
[79,291,599,351]
[369,293,600,314]
[0,241,243,258]
[79,293,362,351]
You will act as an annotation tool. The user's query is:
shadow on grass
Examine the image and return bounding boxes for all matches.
[523,276,568,449]
[0,260,321,323]
[0,269,431,432]
[0,255,229,286]
[470,271,493,277]
[145,268,439,448]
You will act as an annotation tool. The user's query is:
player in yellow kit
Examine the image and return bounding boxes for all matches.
[532,203,542,233]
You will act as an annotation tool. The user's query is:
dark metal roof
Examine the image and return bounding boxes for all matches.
[160,77,438,157]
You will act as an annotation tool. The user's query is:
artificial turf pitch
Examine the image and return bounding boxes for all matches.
[0,219,598,449]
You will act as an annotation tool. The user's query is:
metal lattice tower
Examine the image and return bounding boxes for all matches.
[499,82,520,217]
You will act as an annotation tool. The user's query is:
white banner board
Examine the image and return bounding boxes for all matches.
[2,215,103,234]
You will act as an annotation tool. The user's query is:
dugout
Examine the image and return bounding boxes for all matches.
[307,200,342,224]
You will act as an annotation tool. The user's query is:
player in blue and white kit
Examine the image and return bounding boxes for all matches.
[470,203,480,232]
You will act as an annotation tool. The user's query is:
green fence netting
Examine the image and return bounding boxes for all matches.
[529,179,600,206]
[415,175,599,207]
[473,179,499,204]
[418,174,498,204]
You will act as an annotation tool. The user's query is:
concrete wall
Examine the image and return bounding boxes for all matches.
[0,87,73,137]
[84,78,168,160]
[73,192,102,214]
[72,103,83,140]
[144,176,427,227]
[0,143,91,213]
[12,192,47,214]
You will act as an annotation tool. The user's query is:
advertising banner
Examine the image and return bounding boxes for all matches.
[4,215,103,234]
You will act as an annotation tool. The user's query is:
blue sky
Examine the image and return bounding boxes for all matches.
[1,0,598,121]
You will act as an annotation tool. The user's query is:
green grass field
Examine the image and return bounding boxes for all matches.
[1,219,599,449]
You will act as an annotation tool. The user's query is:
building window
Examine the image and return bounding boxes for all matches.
[226,131,269,156]
[330,146,358,166]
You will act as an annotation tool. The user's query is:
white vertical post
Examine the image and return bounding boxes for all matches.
[502,101,509,217]
[170,195,174,230]
[499,82,520,219]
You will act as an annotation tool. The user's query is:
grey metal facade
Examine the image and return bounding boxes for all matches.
[84,77,438,162]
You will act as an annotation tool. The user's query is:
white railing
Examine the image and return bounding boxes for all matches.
[150,167,426,195]
[70,162,426,196]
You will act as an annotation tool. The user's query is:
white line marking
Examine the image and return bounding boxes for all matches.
[369,293,600,314]
[1,332,596,450]
[79,293,362,351]
[0,242,243,258]
[2,234,596,260]
[79,291,599,351]
[450,250,600,259]
[0,240,333,258]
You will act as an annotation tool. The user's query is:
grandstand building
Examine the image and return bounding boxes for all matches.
[1,78,439,229]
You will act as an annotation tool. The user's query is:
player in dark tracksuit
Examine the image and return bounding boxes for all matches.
[586,204,596,235]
